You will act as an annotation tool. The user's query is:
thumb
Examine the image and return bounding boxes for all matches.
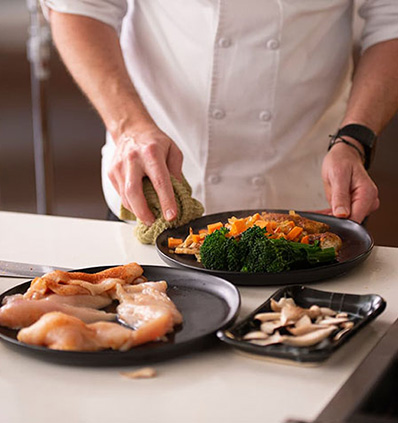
[329,170,352,219]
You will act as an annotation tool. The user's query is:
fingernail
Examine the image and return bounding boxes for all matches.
[334,206,349,217]
[165,209,175,221]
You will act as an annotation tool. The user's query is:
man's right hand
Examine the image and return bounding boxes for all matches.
[49,12,184,225]
[108,127,183,226]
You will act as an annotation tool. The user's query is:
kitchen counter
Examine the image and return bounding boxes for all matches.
[1,211,397,423]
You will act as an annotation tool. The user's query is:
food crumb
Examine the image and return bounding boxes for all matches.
[120,367,157,379]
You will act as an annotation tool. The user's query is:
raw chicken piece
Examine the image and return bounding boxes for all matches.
[17,311,173,351]
[0,294,115,329]
[115,282,183,332]
[24,262,144,299]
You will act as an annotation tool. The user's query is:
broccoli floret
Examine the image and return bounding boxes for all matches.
[226,237,242,272]
[200,227,230,271]
[242,237,293,273]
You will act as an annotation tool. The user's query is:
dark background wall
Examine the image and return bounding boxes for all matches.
[0,1,397,246]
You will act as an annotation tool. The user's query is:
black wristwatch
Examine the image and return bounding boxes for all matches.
[329,124,377,170]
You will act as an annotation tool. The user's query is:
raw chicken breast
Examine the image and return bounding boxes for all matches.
[17,311,173,351]
[24,262,144,299]
[0,294,115,329]
[115,282,183,332]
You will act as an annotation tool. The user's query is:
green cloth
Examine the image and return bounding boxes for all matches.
[120,175,204,244]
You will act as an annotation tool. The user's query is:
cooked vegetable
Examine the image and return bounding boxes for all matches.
[199,225,336,273]
[207,222,223,234]
[168,237,183,249]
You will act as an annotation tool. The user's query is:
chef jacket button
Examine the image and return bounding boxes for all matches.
[211,108,226,119]
[218,37,231,48]
[252,176,265,186]
[259,110,272,122]
[208,174,221,184]
[266,38,280,50]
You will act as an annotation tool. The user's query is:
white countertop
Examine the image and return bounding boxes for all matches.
[0,211,397,423]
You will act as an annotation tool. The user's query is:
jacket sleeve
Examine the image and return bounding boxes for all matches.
[358,0,398,53]
[40,0,128,34]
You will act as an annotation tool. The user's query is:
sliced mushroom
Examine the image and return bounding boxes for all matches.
[336,312,348,319]
[333,327,352,341]
[318,317,350,326]
[320,307,337,317]
[243,331,269,340]
[281,326,337,347]
[254,312,281,322]
[270,297,296,312]
[260,320,284,335]
[280,303,306,325]
[287,324,329,336]
[341,321,354,329]
[248,331,283,346]
[295,314,312,328]
[308,305,322,319]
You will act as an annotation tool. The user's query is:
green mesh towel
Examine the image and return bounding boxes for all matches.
[120,175,204,244]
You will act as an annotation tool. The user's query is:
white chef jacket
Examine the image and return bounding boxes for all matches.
[42,0,398,217]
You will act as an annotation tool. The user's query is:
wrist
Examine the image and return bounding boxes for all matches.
[109,115,158,144]
[329,123,377,169]
[328,135,366,165]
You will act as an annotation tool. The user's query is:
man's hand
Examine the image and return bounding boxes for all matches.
[109,127,183,226]
[321,140,379,223]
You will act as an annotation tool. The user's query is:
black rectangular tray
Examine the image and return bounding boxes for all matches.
[217,285,386,363]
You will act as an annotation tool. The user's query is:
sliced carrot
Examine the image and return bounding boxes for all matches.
[168,237,183,248]
[207,222,223,234]
[286,226,303,241]
[231,219,247,234]
[254,220,267,229]
[199,229,208,235]
[192,234,201,243]
[266,221,278,233]
[251,213,262,222]
[301,235,310,244]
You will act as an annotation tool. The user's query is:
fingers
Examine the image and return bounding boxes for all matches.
[349,174,380,223]
[327,167,352,219]
[108,131,183,224]
[322,153,380,223]
[140,142,178,221]
[125,160,155,225]
[167,143,183,181]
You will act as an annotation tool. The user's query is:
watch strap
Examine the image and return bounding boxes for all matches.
[333,124,377,169]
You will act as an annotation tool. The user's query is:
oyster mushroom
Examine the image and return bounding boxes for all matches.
[260,320,285,335]
[270,297,296,312]
[281,326,337,347]
[287,324,330,337]
[249,331,284,346]
[254,312,281,322]
[320,307,337,317]
[243,331,269,341]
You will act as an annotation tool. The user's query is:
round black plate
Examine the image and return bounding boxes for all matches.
[0,265,240,366]
[156,209,374,286]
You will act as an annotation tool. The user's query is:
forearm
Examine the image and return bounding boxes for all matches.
[341,39,398,134]
[49,11,156,141]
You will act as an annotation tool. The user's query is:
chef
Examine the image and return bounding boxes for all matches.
[41,0,398,226]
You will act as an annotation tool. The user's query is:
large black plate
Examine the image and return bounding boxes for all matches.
[0,265,240,366]
[156,209,374,286]
[217,285,386,363]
